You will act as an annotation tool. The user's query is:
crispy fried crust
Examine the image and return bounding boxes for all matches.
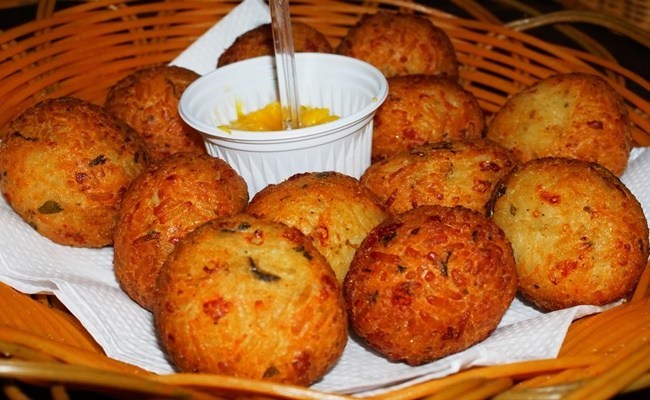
[154,214,347,386]
[486,72,632,176]
[105,65,206,162]
[0,97,150,247]
[344,205,518,365]
[487,157,649,311]
[361,139,519,215]
[217,22,333,67]
[336,12,459,79]
[371,74,485,162]
[113,152,248,310]
[247,171,388,283]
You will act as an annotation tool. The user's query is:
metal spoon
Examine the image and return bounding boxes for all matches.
[270,0,301,130]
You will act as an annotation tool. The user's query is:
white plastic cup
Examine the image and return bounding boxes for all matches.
[179,53,388,196]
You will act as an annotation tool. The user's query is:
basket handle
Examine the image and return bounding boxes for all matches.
[448,0,648,69]
[506,10,650,48]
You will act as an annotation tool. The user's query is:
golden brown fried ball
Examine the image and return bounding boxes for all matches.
[337,12,458,79]
[371,74,485,162]
[344,205,518,365]
[217,21,333,67]
[486,72,632,176]
[487,157,649,311]
[361,139,519,215]
[0,97,149,247]
[105,65,206,162]
[247,171,388,283]
[113,152,248,310]
[155,214,347,386]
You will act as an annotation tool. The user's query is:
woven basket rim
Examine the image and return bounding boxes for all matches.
[1,0,648,146]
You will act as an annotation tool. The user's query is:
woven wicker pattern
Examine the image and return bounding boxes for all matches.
[561,0,650,31]
[0,1,649,398]
[1,272,648,399]
[1,0,648,145]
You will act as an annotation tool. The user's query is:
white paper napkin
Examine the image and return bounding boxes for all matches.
[0,0,648,395]
[169,0,271,75]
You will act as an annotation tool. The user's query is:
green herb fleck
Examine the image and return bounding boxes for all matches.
[379,228,397,246]
[12,131,38,142]
[293,245,313,260]
[263,366,280,378]
[141,230,160,242]
[38,200,63,214]
[440,252,451,276]
[249,258,280,282]
[221,222,252,233]
[89,155,107,166]
[237,222,251,230]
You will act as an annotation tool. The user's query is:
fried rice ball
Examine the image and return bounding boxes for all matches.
[486,72,632,176]
[155,214,347,386]
[361,139,519,215]
[336,12,459,79]
[0,97,149,247]
[113,152,248,310]
[105,65,206,162]
[371,74,485,162]
[344,205,518,365]
[487,157,649,311]
[217,21,333,67]
[247,171,388,283]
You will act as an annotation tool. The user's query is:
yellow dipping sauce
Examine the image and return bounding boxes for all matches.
[222,101,339,132]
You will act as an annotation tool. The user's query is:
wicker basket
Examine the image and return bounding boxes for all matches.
[560,0,650,32]
[0,1,649,399]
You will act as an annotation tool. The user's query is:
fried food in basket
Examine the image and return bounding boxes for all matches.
[105,65,206,162]
[154,213,347,386]
[344,205,518,365]
[113,152,248,310]
[0,97,149,248]
[371,74,485,162]
[337,12,458,79]
[361,139,519,215]
[217,21,333,67]
[247,171,388,283]
[487,157,649,311]
[486,72,632,176]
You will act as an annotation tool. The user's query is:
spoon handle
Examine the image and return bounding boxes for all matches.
[270,0,301,130]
